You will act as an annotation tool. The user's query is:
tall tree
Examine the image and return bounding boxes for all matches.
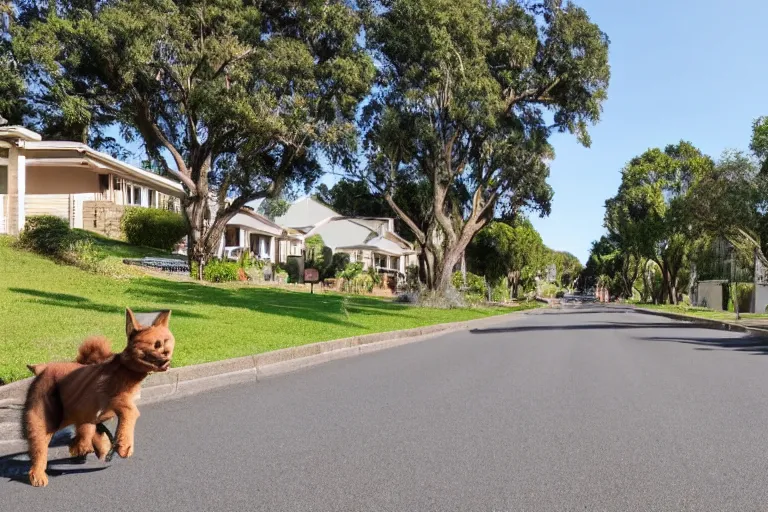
[687,150,768,266]
[14,0,374,275]
[605,142,714,304]
[357,0,610,291]
[751,116,768,173]
[0,1,26,125]
[467,217,545,298]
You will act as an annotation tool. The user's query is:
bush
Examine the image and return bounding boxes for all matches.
[121,208,187,251]
[405,264,421,291]
[285,256,302,283]
[555,290,565,299]
[452,271,486,296]
[203,259,240,283]
[19,215,73,255]
[328,252,350,279]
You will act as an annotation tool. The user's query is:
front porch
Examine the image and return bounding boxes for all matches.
[220,209,284,262]
[0,126,184,236]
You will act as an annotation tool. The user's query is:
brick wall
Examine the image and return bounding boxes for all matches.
[83,201,124,239]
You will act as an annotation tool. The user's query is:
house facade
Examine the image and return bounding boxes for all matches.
[274,197,418,275]
[0,126,184,237]
[2,126,416,279]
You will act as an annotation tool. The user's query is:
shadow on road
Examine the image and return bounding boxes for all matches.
[641,335,768,355]
[470,322,709,334]
[0,453,108,485]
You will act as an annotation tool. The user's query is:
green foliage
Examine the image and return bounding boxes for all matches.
[257,198,291,221]
[751,116,768,173]
[452,271,486,298]
[405,264,421,291]
[467,218,546,298]
[359,0,610,289]
[13,0,375,263]
[121,208,187,251]
[203,259,240,283]
[19,215,73,255]
[304,235,330,275]
[338,262,364,281]
[285,257,302,284]
[328,252,351,280]
[604,141,715,303]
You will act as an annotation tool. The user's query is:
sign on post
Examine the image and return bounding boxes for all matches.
[304,268,320,294]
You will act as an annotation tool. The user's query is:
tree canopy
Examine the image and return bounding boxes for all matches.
[356,0,610,290]
[13,0,375,274]
[603,141,714,304]
[466,217,545,298]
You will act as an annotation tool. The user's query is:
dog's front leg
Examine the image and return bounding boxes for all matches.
[114,402,140,459]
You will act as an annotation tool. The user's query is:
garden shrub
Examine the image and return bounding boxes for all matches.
[327,252,350,279]
[203,259,240,283]
[121,207,187,251]
[285,256,302,283]
[452,271,486,296]
[19,215,73,255]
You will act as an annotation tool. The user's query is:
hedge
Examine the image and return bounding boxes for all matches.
[121,208,187,251]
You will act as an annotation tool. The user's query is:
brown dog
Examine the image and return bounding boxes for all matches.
[23,308,175,487]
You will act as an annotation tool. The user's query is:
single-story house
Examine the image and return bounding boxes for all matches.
[0,126,184,237]
[217,202,302,263]
[2,126,416,278]
[274,196,418,275]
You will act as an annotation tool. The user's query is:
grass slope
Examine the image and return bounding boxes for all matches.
[1,237,531,383]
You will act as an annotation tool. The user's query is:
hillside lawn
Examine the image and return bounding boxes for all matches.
[0,236,534,384]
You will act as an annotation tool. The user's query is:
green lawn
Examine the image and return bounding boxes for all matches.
[0,236,533,384]
[637,303,768,322]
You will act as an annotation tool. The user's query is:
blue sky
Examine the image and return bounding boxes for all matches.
[527,0,768,262]
[110,0,768,263]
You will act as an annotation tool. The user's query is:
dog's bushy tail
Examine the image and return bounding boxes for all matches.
[76,336,113,365]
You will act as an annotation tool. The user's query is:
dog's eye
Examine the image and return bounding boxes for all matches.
[154,341,162,349]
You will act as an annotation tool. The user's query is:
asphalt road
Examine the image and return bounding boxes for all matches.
[4,306,768,511]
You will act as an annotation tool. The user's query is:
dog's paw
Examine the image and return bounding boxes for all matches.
[69,441,94,458]
[116,443,134,459]
[29,468,49,488]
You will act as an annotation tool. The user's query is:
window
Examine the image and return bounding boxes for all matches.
[148,190,157,208]
[225,226,239,247]
[132,185,142,206]
[0,166,7,194]
[375,253,387,268]
[391,256,400,271]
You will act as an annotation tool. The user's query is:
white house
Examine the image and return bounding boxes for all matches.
[274,196,418,275]
[0,126,184,236]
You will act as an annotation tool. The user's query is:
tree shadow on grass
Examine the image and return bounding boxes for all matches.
[8,288,207,320]
[125,279,416,325]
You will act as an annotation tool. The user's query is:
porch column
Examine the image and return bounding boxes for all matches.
[269,236,276,262]
[7,146,26,235]
[239,228,246,248]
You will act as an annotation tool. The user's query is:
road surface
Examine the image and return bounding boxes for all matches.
[3,306,768,511]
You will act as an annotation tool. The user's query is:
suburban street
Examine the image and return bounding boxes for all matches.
[4,307,768,510]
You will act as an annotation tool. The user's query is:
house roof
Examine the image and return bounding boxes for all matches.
[10,134,185,198]
[337,236,416,256]
[274,196,339,228]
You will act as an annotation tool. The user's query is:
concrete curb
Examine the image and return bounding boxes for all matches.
[0,308,531,454]
[634,307,768,337]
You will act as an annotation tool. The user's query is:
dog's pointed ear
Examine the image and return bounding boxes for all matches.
[27,363,46,376]
[152,310,171,328]
[126,308,141,338]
